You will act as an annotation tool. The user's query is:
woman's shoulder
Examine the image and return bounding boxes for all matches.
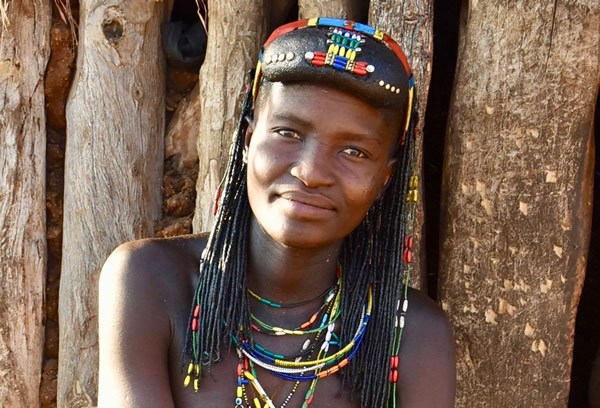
[397,287,456,407]
[98,234,209,407]
[99,233,209,305]
[404,287,453,336]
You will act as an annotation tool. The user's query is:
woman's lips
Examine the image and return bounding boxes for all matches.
[277,191,336,218]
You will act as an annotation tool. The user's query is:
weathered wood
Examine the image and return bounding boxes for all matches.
[298,0,367,20]
[369,0,434,290]
[166,82,200,171]
[192,0,267,232]
[0,1,51,406]
[58,0,165,406]
[438,2,599,406]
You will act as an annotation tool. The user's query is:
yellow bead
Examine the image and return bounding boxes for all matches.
[410,176,419,188]
[187,362,194,374]
[374,29,384,40]
[237,386,243,398]
[183,374,191,387]
[244,371,255,381]
[193,378,199,392]
[253,398,261,408]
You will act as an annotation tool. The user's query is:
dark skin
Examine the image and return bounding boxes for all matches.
[98,83,455,407]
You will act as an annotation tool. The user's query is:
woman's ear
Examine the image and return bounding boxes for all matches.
[244,115,255,149]
[382,158,397,193]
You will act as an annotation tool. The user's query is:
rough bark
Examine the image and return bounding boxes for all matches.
[298,0,367,20]
[438,2,599,406]
[193,1,266,232]
[58,0,165,406]
[369,0,434,290]
[0,1,51,407]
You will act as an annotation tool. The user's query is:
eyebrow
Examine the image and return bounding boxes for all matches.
[268,111,385,145]
[269,110,313,128]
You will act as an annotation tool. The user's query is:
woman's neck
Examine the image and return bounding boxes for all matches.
[246,217,341,305]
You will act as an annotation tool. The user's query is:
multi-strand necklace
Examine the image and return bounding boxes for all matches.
[231,267,372,408]
[183,264,400,407]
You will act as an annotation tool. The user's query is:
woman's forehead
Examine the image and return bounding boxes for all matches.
[257,82,402,144]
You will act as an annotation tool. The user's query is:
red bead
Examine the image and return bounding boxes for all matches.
[193,305,200,318]
[403,249,412,263]
[212,188,222,216]
[191,318,198,332]
[237,363,243,376]
[404,235,413,249]
[390,355,399,368]
[389,369,399,383]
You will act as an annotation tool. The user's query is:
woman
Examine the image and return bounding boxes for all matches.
[98,18,455,407]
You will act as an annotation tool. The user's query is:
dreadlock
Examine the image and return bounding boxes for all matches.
[183,73,419,407]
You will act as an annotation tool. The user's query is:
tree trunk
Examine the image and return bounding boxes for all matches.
[369,0,434,290]
[298,0,368,20]
[0,1,51,406]
[438,2,599,406]
[58,1,165,406]
[193,0,267,233]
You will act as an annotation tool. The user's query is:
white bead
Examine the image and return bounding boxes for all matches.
[400,316,405,328]
[321,342,330,352]
[325,331,332,342]
[403,299,408,312]
[302,339,311,350]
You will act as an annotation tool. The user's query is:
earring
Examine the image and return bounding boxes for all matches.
[242,146,248,164]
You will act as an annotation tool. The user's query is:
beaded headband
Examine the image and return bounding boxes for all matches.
[252,17,415,136]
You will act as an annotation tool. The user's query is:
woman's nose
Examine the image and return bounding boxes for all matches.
[289,143,335,188]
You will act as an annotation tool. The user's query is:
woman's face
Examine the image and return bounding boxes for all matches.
[246,82,401,249]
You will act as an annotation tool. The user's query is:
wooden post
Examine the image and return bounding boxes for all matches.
[0,1,51,406]
[369,0,434,290]
[438,2,599,406]
[58,0,165,405]
[298,0,367,20]
[192,1,266,233]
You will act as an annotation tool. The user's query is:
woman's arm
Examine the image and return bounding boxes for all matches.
[398,288,456,408]
[98,242,175,407]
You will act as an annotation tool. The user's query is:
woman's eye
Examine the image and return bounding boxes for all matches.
[342,147,367,158]
[276,129,301,139]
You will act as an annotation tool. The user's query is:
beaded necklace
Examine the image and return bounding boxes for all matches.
[230,268,374,407]
[248,279,339,309]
